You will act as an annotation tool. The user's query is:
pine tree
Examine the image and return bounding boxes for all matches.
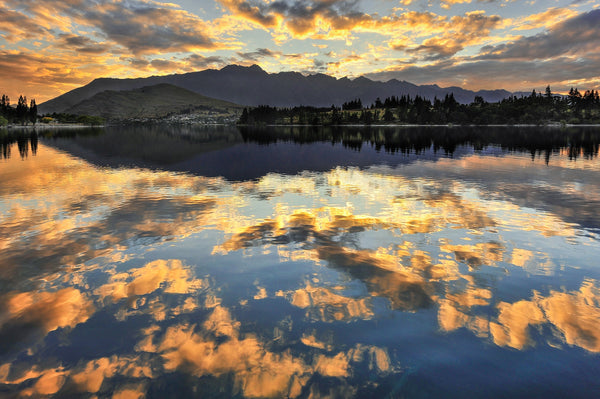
[16,95,28,124]
[29,99,37,124]
[545,85,552,102]
[239,108,249,124]
[1,95,9,120]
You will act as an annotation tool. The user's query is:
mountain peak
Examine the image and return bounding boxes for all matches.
[220,64,266,74]
[353,76,372,84]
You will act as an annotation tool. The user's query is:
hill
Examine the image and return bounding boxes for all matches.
[61,83,243,122]
[39,65,512,114]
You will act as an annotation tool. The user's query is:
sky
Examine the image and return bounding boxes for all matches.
[1,0,599,103]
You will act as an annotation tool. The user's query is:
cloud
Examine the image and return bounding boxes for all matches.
[57,34,110,54]
[218,0,279,28]
[404,0,510,9]
[237,47,283,61]
[0,5,48,42]
[150,58,179,70]
[0,50,127,101]
[0,288,95,353]
[218,0,378,39]
[79,1,218,54]
[402,11,502,60]
[96,259,204,303]
[6,0,224,55]
[365,11,600,92]
[377,9,598,91]
[477,9,600,61]
[139,306,393,397]
[509,7,579,31]
[184,54,227,69]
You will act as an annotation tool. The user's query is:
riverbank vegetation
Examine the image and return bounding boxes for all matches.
[239,86,600,126]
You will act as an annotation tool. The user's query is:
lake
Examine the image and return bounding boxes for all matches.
[1,125,600,398]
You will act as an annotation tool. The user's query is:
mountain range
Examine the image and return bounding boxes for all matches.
[39,64,513,115]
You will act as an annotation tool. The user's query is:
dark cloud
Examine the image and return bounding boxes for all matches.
[313,59,327,72]
[185,54,226,69]
[80,2,216,54]
[477,9,600,60]
[125,57,150,69]
[125,55,226,72]
[406,43,461,61]
[150,59,178,70]
[220,0,278,27]
[237,48,282,61]
[58,34,110,54]
[8,0,219,55]
[219,0,372,35]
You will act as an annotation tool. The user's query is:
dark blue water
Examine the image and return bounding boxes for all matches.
[1,125,599,398]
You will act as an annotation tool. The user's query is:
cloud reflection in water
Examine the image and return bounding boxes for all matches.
[1,140,600,397]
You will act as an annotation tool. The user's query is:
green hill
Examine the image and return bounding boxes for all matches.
[63,83,243,121]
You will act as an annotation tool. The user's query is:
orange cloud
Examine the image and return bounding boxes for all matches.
[96,259,205,303]
[441,279,600,353]
[0,5,49,42]
[510,7,578,31]
[0,288,94,354]
[137,305,394,397]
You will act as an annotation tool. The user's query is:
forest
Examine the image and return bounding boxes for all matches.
[238,86,600,126]
[0,95,37,125]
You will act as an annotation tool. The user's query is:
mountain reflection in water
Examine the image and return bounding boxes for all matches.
[1,125,600,398]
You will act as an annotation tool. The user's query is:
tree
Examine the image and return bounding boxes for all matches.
[29,99,37,124]
[530,89,537,98]
[238,108,249,124]
[473,95,485,106]
[383,108,394,122]
[0,95,8,121]
[76,115,105,126]
[568,87,582,107]
[16,95,28,124]
[331,107,342,125]
[545,86,553,103]
[342,98,362,110]
[360,110,373,124]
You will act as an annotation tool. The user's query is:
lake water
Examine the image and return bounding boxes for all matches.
[1,125,600,398]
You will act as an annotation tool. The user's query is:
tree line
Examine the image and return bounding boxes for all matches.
[238,86,600,126]
[0,94,37,125]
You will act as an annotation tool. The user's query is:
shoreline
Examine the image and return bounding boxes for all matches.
[2,124,104,129]
[3,122,600,130]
